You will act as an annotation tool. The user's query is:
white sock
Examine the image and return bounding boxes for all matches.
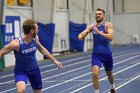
[110,84,115,89]
[95,90,99,93]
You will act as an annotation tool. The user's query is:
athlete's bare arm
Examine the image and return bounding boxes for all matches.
[36,36,62,69]
[0,39,19,59]
[105,22,113,40]
[78,24,93,40]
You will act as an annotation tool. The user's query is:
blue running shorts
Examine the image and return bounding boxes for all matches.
[14,68,42,90]
[92,53,113,71]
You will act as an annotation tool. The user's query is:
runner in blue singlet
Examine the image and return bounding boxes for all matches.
[78,8,115,93]
[0,19,62,93]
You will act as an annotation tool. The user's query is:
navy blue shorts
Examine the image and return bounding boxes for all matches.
[14,68,42,90]
[92,53,113,71]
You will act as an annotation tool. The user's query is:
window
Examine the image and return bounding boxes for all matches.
[113,0,124,12]
[56,0,68,10]
[6,0,33,7]
[113,0,140,13]
[7,0,15,6]
[86,0,93,11]
[124,0,140,13]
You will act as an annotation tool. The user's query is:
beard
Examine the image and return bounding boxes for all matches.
[32,32,37,38]
[96,16,103,23]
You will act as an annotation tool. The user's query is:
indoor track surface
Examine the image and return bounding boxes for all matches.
[0,45,140,93]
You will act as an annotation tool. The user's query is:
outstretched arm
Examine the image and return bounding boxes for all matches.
[36,36,62,69]
[0,40,19,58]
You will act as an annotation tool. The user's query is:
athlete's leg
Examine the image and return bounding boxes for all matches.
[106,71,115,93]
[103,54,115,93]
[92,65,100,90]
[91,53,102,93]
[16,81,26,93]
[33,89,42,93]
[14,69,28,93]
[106,70,115,88]
[27,68,42,93]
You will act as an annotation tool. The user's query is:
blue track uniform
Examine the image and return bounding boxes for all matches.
[14,37,42,89]
[91,22,113,71]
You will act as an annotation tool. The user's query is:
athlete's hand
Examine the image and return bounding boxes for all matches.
[92,25,99,34]
[54,61,62,69]
[87,24,93,32]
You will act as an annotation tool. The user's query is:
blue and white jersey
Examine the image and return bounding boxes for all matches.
[91,22,112,54]
[14,37,38,71]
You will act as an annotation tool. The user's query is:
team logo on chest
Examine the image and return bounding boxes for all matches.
[93,30,103,34]
[22,46,37,54]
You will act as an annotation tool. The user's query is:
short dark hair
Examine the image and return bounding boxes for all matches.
[96,8,105,15]
[22,19,37,34]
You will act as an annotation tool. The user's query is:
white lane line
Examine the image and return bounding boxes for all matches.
[41,59,90,74]
[1,55,140,92]
[41,52,140,74]
[41,55,140,91]
[107,74,140,93]
[115,74,140,90]
[0,50,138,79]
[57,81,89,93]
[69,62,140,93]
[40,56,90,69]
[1,54,140,93]
[57,60,140,93]
[1,52,136,85]
[0,56,90,79]
[42,64,90,81]
[0,59,90,85]
[0,51,137,80]
[43,55,139,81]
[43,80,92,82]
[43,78,140,82]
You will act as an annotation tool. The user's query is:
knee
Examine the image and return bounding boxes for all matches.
[107,72,114,78]
[16,86,26,93]
[16,81,26,93]
[33,89,42,93]
[108,74,114,79]
[92,72,99,79]
[17,89,25,93]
